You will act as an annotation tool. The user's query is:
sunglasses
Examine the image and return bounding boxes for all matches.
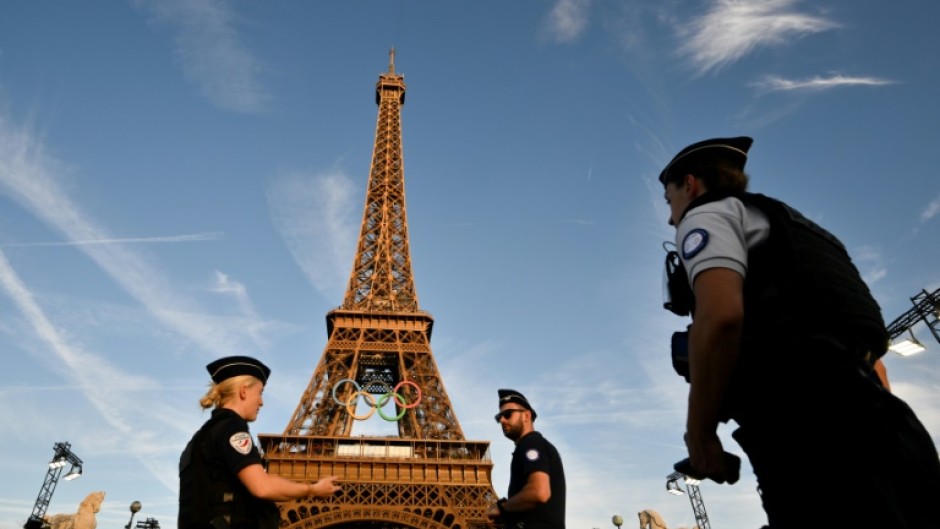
[494,408,527,423]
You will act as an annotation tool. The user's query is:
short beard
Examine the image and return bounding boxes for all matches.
[502,423,522,442]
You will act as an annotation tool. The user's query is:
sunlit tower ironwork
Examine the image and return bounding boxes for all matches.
[258,50,498,529]
[24,442,83,529]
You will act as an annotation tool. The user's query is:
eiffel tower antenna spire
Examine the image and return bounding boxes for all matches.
[259,52,499,529]
[343,45,415,313]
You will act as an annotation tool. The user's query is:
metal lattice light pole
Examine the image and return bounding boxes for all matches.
[24,442,83,529]
[887,287,940,356]
[666,471,710,529]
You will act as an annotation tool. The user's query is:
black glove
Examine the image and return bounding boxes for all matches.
[674,452,741,485]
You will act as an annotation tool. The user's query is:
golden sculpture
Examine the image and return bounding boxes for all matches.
[638,509,668,529]
[43,491,105,529]
[638,509,698,529]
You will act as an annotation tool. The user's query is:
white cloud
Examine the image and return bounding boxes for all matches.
[921,195,940,223]
[0,249,187,491]
[0,106,294,504]
[889,374,940,448]
[678,0,838,75]
[852,244,888,286]
[0,232,224,247]
[0,113,263,357]
[134,0,268,113]
[211,270,270,349]
[0,110,279,492]
[750,74,895,93]
[541,0,592,44]
[266,170,359,301]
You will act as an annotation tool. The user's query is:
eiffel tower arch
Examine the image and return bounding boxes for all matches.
[258,50,499,529]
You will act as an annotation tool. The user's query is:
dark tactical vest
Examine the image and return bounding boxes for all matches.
[674,192,888,418]
[178,412,280,529]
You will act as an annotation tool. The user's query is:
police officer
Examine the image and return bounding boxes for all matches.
[179,356,341,529]
[487,389,566,529]
[659,137,940,528]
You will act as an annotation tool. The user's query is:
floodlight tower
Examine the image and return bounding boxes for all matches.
[24,442,83,529]
[886,287,940,356]
[666,471,710,529]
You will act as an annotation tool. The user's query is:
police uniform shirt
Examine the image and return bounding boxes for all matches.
[206,408,265,474]
[676,196,770,286]
[508,431,566,529]
[179,408,276,529]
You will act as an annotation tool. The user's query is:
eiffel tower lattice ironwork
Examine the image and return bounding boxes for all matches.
[259,50,499,529]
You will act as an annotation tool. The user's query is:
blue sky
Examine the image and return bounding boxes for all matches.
[1,1,939,529]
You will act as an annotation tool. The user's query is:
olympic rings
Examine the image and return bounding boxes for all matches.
[345,390,376,420]
[393,380,422,408]
[331,379,359,406]
[330,379,423,421]
[376,392,407,421]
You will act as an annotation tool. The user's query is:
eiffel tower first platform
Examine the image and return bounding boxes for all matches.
[258,51,500,529]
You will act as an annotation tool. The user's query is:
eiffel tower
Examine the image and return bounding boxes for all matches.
[258,50,499,529]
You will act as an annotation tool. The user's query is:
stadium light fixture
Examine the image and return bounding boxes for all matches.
[666,473,685,495]
[889,329,926,356]
[63,465,82,480]
[886,287,939,355]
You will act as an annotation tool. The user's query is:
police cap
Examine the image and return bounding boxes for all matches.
[498,388,537,420]
[658,136,753,184]
[206,355,271,385]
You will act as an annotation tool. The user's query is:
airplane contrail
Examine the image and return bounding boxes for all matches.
[0,231,224,247]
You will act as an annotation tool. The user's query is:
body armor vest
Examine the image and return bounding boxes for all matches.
[667,192,888,416]
[729,192,887,356]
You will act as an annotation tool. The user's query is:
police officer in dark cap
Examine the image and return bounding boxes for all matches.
[659,137,940,528]
[486,389,566,529]
[178,356,341,529]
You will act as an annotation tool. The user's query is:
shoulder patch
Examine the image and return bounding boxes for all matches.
[229,432,253,455]
[682,228,709,260]
[525,449,540,462]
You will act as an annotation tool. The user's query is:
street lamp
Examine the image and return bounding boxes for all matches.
[126,501,142,529]
[612,514,623,529]
[24,442,83,529]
